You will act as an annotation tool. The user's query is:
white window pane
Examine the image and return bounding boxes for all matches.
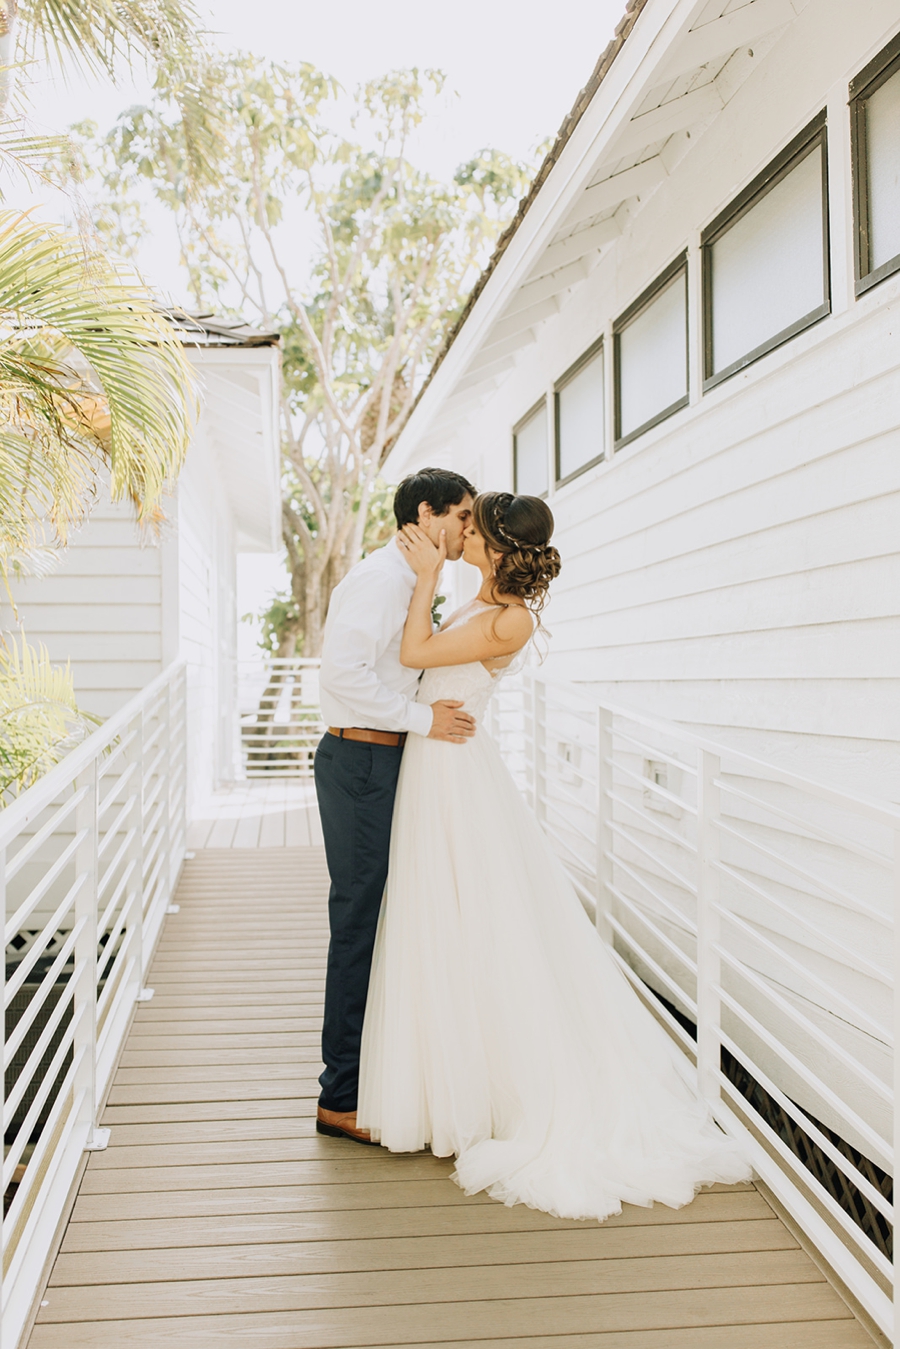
[558,350,604,481]
[618,270,687,440]
[514,406,548,496]
[867,67,900,270]
[711,148,825,375]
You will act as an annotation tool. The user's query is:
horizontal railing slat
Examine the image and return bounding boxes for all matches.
[0,661,183,849]
[487,665,898,1342]
[1,662,187,1349]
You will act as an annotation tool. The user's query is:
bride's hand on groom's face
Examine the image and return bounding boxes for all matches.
[399,524,446,577]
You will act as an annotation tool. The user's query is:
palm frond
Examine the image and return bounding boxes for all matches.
[14,1,220,183]
[0,425,99,554]
[4,544,60,578]
[15,0,200,80]
[0,209,197,562]
[0,631,98,801]
[0,118,67,185]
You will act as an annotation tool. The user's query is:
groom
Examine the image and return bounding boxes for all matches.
[314,467,477,1144]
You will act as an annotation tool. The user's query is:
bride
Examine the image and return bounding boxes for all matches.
[357,490,750,1221]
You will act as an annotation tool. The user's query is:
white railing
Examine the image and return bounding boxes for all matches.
[486,669,900,1343]
[236,658,324,779]
[0,662,186,1348]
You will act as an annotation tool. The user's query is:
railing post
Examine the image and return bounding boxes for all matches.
[173,665,187,864]
[893,827,900,1346]
[0,843,6,1346]
[596,707,614,944]
[164,673,181,911]
[73,763,107,1149]
[532,676,546,823]
[696,749,722,1103]
[161,680,172,908]
[124,711,145,999]
[135,703,155,1002]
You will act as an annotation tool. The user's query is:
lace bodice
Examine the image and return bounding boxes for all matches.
[416,601,530,720]
[417,661,506,722]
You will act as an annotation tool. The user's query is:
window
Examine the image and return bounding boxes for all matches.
[614,254,688,448]
[554,337,605,487]
[512,399,548,497]
[851,32,900,295]
[702,113,829,388]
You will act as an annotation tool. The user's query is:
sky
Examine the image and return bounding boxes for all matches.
[25,0,626,295]
[28,0,627,168]
[22,0,626,650]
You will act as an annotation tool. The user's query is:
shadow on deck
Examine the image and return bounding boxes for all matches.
[26,845,880,1348]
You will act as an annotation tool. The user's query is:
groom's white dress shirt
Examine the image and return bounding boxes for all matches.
[318,537,434,738]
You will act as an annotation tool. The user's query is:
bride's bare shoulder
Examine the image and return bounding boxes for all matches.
[448,600,533,640]
[488,603,534,638]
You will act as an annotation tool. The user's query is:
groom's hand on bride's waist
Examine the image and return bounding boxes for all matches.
[428,700,476,744]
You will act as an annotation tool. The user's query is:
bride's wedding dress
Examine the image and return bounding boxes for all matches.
[357,650,750,1221]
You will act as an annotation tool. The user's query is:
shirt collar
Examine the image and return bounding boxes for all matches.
[389,534,416,585]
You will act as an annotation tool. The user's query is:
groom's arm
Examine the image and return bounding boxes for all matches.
[319,571,434,736]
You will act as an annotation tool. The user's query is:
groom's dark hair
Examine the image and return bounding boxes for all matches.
[393,468,477,528]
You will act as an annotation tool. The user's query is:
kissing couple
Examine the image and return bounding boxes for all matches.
[313,468,748,1221]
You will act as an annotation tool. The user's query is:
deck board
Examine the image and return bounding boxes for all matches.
[28,845,876,1349]
[41,1250,825,1320]
[52,1227,802,1285]
[26,1287,866,1349]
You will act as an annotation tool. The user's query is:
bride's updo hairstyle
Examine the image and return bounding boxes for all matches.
[473,491,561,615]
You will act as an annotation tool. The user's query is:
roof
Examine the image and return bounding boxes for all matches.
[165,309,282,348]
[388,0,811,474]
[407,0,648,424]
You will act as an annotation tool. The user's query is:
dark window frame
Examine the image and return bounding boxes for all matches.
[554,335,606,489]
[850,30,900,296]
[512,397,549,498]
[701,111,830,392]
[613,252,689,450]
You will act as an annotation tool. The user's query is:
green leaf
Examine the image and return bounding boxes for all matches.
[0,209,197,563]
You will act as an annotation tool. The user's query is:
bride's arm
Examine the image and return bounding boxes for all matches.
[399,528,532,669]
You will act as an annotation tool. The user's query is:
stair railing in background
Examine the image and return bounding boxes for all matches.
[485,668,900,1344]
[236,658,324,779]
[0,662,186,1348]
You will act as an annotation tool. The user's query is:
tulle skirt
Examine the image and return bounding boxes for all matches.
[357,725,750,1221]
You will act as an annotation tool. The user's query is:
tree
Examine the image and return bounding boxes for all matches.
[69,57,533,656]
[0,0,207,799]
[5,0,200,75]
[0,209,196,573]
[1,1,217,170]
[0,0,208,568]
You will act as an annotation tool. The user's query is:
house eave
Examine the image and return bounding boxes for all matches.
[386,0,807,477]
[187,345,282,552]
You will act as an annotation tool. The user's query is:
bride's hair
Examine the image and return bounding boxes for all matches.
[473,492,561,614]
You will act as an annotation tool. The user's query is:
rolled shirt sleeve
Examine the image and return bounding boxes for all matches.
[319,565,435,737]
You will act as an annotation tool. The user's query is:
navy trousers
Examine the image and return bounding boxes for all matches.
[314,732,404,1112]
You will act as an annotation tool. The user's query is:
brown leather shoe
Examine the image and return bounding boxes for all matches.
[316,1106,378,1146]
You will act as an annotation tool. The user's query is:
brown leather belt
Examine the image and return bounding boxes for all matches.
[327,727,408,748]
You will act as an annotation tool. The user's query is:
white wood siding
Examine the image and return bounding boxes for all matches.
[445,0,900,797]
[419,2,900,1154]
[3,420,239,817]
[548,296,900,782]
[2,495,163,719]
[169,418,237,817]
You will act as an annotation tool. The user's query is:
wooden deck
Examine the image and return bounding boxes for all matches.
[27,845,878,1348]
[187,781,323,850]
